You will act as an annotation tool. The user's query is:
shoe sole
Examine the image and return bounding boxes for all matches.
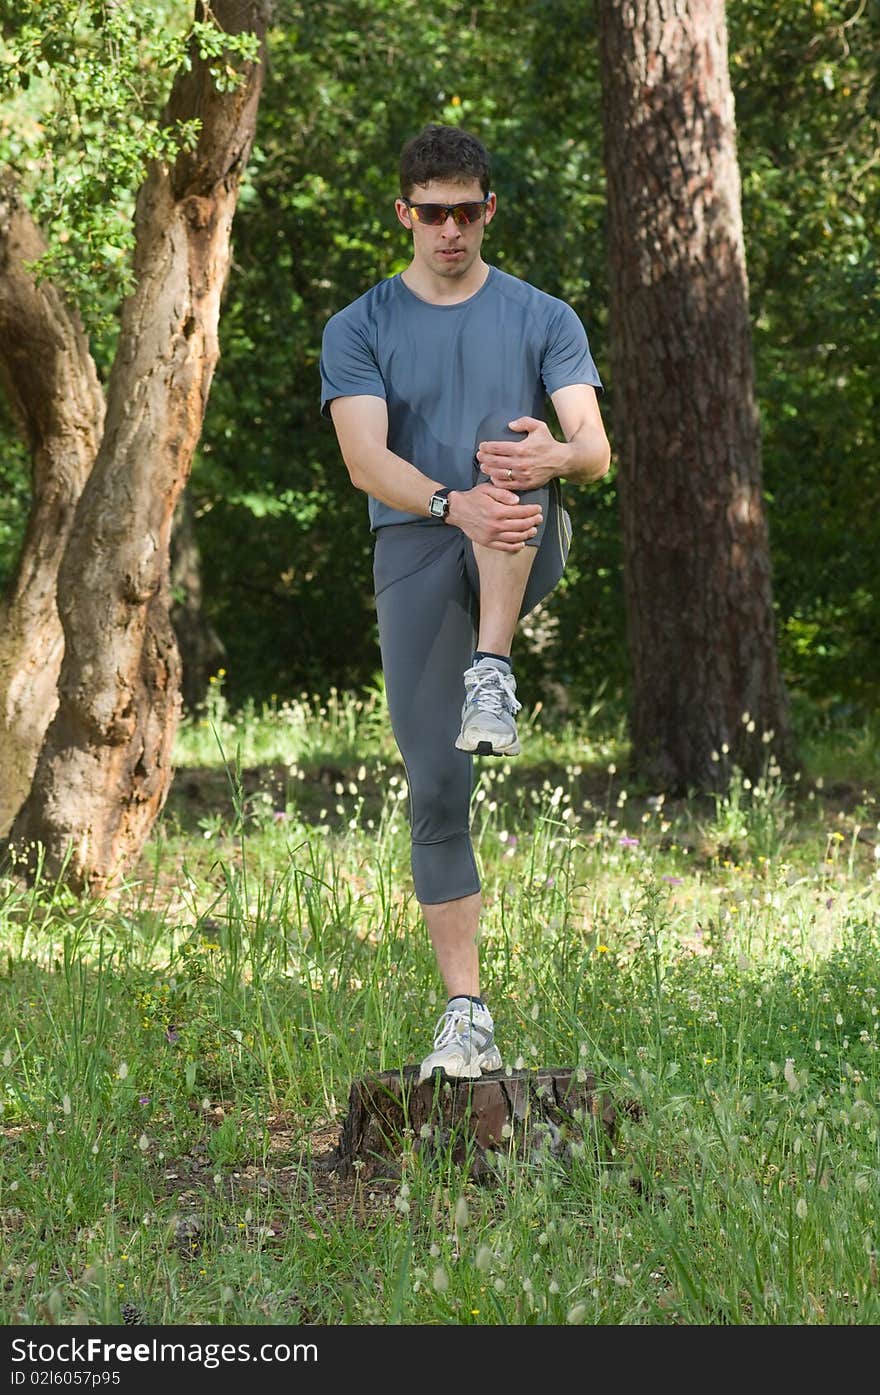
[454,735,521,757]
[418,1049,503,1085]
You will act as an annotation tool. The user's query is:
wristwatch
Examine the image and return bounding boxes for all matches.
[428,486,453,521]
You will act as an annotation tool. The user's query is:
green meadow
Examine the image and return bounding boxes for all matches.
[2,683,878,1325]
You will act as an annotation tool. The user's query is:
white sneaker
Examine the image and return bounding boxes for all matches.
[454,657,522,756]
[418,997,503,1083]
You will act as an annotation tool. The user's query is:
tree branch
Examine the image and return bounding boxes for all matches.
[0,174,105,835]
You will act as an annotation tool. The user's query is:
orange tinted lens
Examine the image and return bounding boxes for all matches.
[410,204,445,224]
[452,202,485,224]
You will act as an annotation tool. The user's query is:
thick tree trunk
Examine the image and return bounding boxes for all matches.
[170,493,227,712]
[597,0,792,790]
[9,1,272,890]
[0,180,104,836]
[327,1067,617,1183]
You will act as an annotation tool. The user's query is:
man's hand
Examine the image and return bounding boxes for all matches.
[475,416,564,490]
[448,482,543,552]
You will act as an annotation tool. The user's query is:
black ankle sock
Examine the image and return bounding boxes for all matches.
[473,651,511,669]
[449,994,485,1008]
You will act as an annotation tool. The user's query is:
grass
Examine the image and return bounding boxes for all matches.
[1,679,879,1326]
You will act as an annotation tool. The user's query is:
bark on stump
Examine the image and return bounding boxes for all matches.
[329,1067,616,1183]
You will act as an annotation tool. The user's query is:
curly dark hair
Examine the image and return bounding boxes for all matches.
[399,125,491,198]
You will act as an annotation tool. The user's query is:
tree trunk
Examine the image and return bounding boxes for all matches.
[597,0,792,790]
[170,493,227,712]
[9,1,272,891]
[326,1067,617,1183]
[0,179,104,836]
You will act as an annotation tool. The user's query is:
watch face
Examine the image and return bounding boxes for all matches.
[430,494,447,517]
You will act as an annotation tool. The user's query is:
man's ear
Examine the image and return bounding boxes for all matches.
[484,192,498,226]
[394,198,413,230]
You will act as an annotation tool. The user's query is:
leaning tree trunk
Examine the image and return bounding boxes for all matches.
[597,0,792,790]
[9,1,272,891]
[0,181,105,836]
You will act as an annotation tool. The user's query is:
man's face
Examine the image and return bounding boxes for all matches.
[395,179,496,281]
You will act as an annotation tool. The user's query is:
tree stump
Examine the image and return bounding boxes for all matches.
[326,1066,616,1183]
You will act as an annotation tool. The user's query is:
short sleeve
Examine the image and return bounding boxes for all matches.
[320,309,387,418]
[540,301,603,396]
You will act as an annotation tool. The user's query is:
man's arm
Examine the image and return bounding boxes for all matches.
[549,383,611,484]
[475,384,611,490]
[328,394,544,552]
[329,393,445,516]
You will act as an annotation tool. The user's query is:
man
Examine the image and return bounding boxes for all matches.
[320,124,610,1083]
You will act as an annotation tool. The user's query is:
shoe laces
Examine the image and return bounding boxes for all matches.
[432,1005,483,1050]
[464,665,522,717]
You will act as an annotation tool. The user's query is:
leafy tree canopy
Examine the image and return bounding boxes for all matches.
[1,0,878,715]
[0,0,259,333]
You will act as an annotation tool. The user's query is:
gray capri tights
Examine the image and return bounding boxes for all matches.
[373,417,572,905]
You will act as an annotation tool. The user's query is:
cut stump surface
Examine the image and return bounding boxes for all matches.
[327,1066,616,1182]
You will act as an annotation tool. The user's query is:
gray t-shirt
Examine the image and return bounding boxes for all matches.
[319,265,602,530]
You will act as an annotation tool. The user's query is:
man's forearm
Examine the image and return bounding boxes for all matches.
[346,442,444,516]
[342,429,547,549]
[555,423,611,484]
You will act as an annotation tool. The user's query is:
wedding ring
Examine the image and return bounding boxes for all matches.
[507,468,513,480]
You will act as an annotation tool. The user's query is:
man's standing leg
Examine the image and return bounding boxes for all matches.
[373,523,502,1081]
[420,893,481,999]
[421,487,570,1076]
[372,487,571,1081]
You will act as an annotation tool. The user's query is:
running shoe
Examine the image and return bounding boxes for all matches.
[418,997,503,1082]
[454,657,522,756]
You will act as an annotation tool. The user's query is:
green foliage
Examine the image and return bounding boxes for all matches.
[194,0,880,713]
[1,700,878,1324]
[0,0,877,715]
[194,0,617,706]
[0,398,30,588]
[0,0,260,332]
[730,0,880,710]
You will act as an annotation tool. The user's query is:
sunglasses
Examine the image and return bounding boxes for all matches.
[403,196,491,226]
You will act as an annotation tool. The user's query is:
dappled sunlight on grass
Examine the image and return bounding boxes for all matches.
[1,694,879,1323]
